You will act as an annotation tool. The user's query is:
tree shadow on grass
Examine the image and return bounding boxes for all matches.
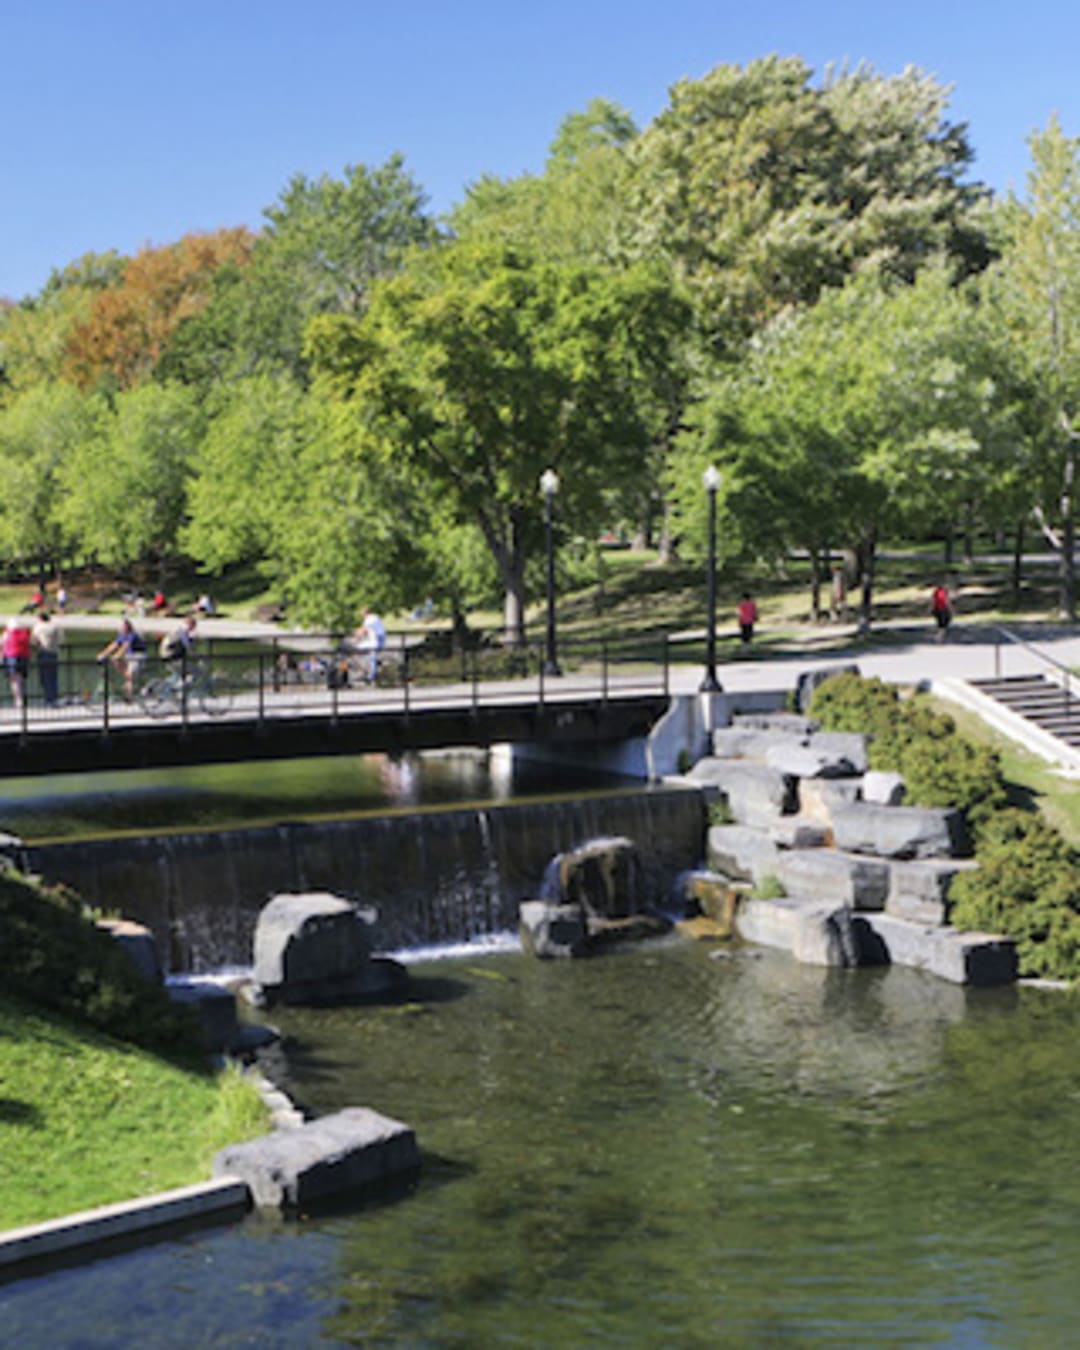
[0,1097,41,1126]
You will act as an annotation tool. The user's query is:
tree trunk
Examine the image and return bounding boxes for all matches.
[809,547,823,623]
[1060,448,1076,621]
[657,498,677,565]
[943,525,954,567]
[1011,518,1025,605]
[963,502,975,566]
[856,525,878,632]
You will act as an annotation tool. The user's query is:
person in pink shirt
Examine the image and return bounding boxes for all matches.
[736,592,759,649]
[3,620,32,709]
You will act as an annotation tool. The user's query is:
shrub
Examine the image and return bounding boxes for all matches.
[0,868,201,1056]
[708,797,734,827]
[753,874,786,900]
[950,811,1080,980]
[809,677,1007,827]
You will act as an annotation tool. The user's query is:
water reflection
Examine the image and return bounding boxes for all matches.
[5,943,1073,1347]
[0,747,620,841]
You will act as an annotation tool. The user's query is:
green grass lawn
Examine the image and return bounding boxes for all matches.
[0,994,269,1230]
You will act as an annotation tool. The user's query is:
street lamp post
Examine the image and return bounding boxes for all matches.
[700,464,722,693]
[540,468,562,677]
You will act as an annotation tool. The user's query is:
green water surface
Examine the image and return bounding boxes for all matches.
[4,940,1078,1347]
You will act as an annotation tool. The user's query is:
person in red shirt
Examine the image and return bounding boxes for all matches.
[3,621,32,708]
[931,582,952,642]
[736,592,759,649]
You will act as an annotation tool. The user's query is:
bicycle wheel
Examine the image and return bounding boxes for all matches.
[198,672,232,717]
[139,677,179,719]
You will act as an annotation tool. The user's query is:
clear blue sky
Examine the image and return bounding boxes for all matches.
[3,0,1078,301]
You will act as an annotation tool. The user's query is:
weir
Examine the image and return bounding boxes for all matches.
[27,786,706,972]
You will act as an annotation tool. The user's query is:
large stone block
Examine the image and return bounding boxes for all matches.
[676,869,744,930]
[765,731,868,780]
[688,760,797,826]
[549,836,640,919]
[519,900,588,958]
[736,897,857,966]
[214,1107,420,1209]
[887,858,979,925]
[798,778,863,828]
[706,824,780,884]
[830,802,967,860]
[711,726,802,762]
[732,712,817,736]
[767,817,830,850]
[863,771,906,806]
[775,848,890,910]
[253,892,405,1006]
[97,918,162,983]
[853,913,1017,986]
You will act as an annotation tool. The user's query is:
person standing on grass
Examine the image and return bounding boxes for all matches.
[736,592,759,649]
[31,610,61,706]
[931,581,953,642]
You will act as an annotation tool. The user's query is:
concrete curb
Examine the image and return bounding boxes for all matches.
[0,1176,250,1272]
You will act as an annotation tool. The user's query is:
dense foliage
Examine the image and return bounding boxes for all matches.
[807,673,1007,827]
[950,811,1080,979]
[0,867,201,1056]
[2,57,1080,625]
[809,672,1078,979]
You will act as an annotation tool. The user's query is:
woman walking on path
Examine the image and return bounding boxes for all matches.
[736,592,759,649]
[931,581,953,642]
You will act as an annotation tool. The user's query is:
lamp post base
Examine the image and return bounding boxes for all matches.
[543,659,563,678]
[699,671,722,693]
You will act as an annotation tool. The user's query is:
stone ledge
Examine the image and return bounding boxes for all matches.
[854,913,1018,986]
[0,1177,250,1272]
[213,1107,420,1209]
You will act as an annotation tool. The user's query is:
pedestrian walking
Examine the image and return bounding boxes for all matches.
[931,581,953,642]
[31,610,61,706]
[736,592,759,649]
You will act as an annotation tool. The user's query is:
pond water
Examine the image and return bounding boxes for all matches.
[0,748,624,841]
[4,940,1078,1347]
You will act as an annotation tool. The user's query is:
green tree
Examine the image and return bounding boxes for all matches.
[625,56,990,353]
[58,382,205,572]
[988,118,1080,618]
[307,241,688,640]
[0,383,101,569]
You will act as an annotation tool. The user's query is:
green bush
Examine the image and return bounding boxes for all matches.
[950,811,1080,980]
[808,677,1007,827]
[0,869,201,1056]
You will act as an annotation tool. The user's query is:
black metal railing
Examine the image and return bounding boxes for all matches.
[0,628,672,734]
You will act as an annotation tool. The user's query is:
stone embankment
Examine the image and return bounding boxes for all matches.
[687,712,1016,986]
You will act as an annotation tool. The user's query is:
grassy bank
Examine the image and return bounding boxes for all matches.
[0,992,268,1230]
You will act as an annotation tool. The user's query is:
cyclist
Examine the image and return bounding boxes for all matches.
[98,619,147,699]
[160,614,197,668]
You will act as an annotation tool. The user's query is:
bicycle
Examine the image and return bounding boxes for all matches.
[139,660,232,718]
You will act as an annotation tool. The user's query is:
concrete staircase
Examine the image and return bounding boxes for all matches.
[969,674,1080,749]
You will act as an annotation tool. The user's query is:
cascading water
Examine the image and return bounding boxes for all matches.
[26,786,706,972]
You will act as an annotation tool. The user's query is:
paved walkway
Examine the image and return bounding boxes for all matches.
[668,622,1080,698]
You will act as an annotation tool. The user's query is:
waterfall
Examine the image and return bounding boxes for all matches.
[27,787,706,973]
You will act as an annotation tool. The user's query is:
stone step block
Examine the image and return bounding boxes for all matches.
[765,731,868,780]
[732,711,817,736]
[214,1107,420,1210]
[798,777,863,827]
[887,858,979,925]
[688,760,797,826]
[853,913,1017,986]
[863,771,906,805]
[519,900,588,958]
[711,726,802,762]
[676,869,745,929]
[707,824,780,884]
[775,847,890,910]
[830,802,968,860]
[736,896,857,966]
[767,817,830,850]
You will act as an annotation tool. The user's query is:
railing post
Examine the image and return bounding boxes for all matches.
[102,660,110,733]
[537,639,545,709]
[471,647,479,712]
[180,648,189,730]
[257,652,265,723]
[601,637,609,705]
[403,641,410,718]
